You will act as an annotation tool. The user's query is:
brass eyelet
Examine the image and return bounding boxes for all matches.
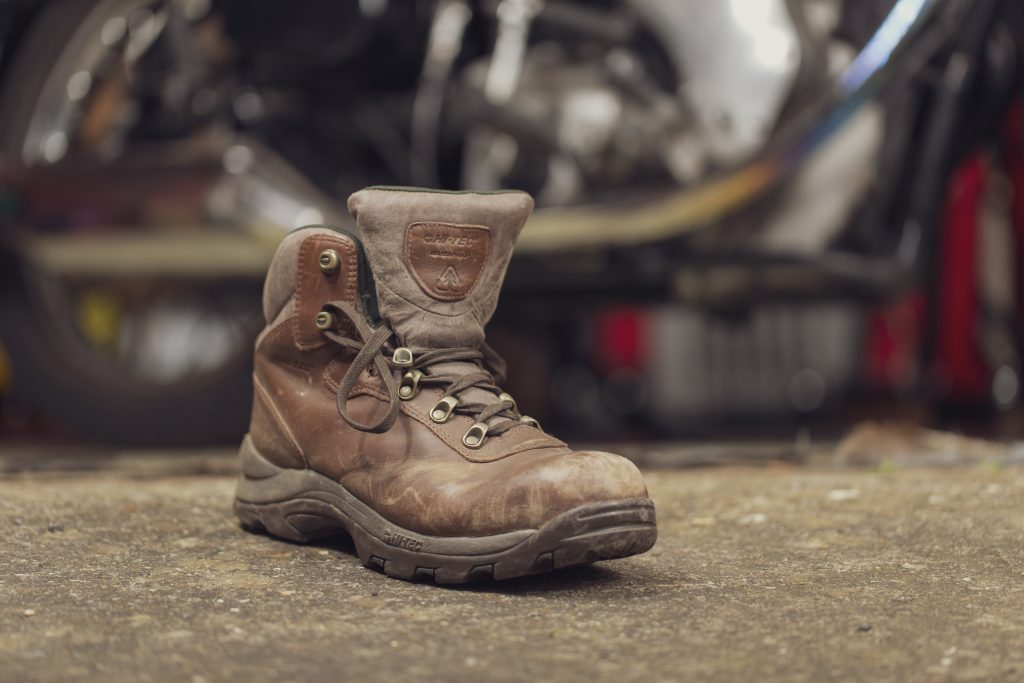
[398,370,423,400]
[392,347,414,367]
[519,415,541,430]
[318,249,340,274]
[498,391,517,412]
[430,396,458,423]
[463,422,489,449]
[314,311,335,331]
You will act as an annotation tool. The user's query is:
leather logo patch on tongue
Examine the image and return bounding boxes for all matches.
[404,222,490,302]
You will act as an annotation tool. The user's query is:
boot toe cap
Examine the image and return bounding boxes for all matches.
[459,449,650,535]
[360,448,650,538]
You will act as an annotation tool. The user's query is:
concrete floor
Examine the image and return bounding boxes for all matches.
[1,453,1023,682]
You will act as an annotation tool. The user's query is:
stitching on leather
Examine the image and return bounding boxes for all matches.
[290,237,325,350]
[323,357,344,394]
[262,317,317,383]
[292,235,359,350]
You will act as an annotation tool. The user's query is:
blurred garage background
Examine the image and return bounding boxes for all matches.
[0,0,1022,450]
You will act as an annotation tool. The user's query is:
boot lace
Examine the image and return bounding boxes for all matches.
[317,300,535,446]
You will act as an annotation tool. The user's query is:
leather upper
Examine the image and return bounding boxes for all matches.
[248,218,648,537]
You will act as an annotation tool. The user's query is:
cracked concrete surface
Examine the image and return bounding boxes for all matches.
[1,458,1023,682]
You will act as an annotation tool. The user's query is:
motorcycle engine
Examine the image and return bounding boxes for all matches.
[458,0,857,208]
[459,41,695,205]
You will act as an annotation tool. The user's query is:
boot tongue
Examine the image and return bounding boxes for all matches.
[347,187,533,348]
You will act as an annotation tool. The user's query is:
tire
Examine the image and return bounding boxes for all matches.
[0,0,254,446]
[0,281,253,447]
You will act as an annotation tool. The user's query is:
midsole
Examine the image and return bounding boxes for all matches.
[235,435,534,556]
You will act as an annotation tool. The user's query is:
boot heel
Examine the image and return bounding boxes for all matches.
[233,435,344,543]
[236,433,287,479]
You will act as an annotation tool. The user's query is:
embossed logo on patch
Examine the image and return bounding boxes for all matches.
[404,222,490,302]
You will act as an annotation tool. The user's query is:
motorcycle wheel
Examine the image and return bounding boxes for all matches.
[0,279,253,447]
[0,0,256,446]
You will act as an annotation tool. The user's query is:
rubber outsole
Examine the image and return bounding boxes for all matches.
[233,436,657,583]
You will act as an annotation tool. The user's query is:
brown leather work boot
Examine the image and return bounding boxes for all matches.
[234,186,656,582]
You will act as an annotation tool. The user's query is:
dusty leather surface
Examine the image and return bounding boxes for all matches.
[347,188,532,348]
[247,210,648,537]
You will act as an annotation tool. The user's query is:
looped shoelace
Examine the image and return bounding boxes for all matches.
[319,300,525,437]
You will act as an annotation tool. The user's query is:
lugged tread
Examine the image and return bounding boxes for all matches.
[236,495,657,583]
[534,551,554,573]
[234,439,657,583]
[414,567,437,581]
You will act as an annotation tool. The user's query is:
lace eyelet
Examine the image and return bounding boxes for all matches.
[318,249,340,274]
[392,347,414,367]
[463,422,489,449]
[398,370,423,400]
[314,311,335,331]
[430,396,458,423]
[519,415,541,430]
[498,391,517,412]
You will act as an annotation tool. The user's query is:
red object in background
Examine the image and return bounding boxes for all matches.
[866,99,1024,404]
[933,154,991,401]
[865,157,990,400]
[593,308,648,372]
[1004,100,1024,323]
[865,292,924,393]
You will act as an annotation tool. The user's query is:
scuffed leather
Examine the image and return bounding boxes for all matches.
[348,188,532,348]
[247,223,649,538]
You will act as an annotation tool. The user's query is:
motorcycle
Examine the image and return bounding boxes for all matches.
[0,0,1020,444]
